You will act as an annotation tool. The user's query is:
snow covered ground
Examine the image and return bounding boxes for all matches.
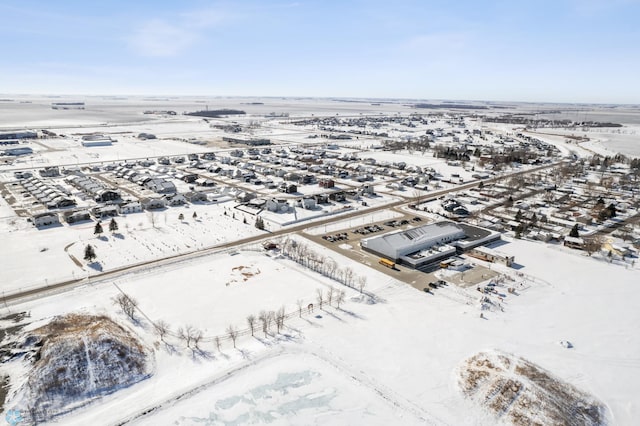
[305,209,404,235]
[1,234,639,425]
[130,352,426,426]
[0,203,266,295]
[2,97,639,425]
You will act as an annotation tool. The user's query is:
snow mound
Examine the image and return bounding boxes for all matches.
[457,350,608,425]
[13,314,153,423]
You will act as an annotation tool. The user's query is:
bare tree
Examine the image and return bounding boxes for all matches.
[177,327,187,347]
[147,212,157,229]
[154,320,170,342]
[227,325,238,348]
[215,336,222,352]
[192,328,204,352]
[584,236,604,256]
[314,255,327,273]
[357,276,367,294]
[113,293,138,320]
[296,299,304,317]
[275,306,286,333]
[327,287,334,306]
[325,259,337,279]
[316,288,324,310]
[268,311,276,331]
[178,325,196,348]
[412,189,426,206]
[259,310,269,337]
[344,267,355,287]
[336,290,346,309]
[246,314,256,336]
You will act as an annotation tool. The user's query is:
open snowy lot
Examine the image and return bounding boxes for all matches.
[1,234,638,425]
[130,352,426,426]
[2,96,639,425]
[0,204,266,294]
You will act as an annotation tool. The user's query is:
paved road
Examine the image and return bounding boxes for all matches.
[1,161,563,306]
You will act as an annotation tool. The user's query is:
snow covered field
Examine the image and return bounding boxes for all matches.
[0,204,266,294]
[130,352,426,426]
[1,234,639,425]
[2,97,640,425]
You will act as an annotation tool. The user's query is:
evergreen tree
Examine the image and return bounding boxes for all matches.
[192,211,198,219]
[514,224,523,239]
[515,210,522,221]
[109,218,118,232]
[606,203,617,218]
[178,213,184,221]
[255,216,264,230]
[598,204,617,221]
[569,224,580,238]
[84,244,96,262]
[94,222,103,236]
[504,195,513,207]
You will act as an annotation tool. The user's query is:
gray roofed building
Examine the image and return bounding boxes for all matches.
[361,222,465,261]
[361,221,501,269]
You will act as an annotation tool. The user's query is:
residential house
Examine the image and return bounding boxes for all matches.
[145,178,177,194]
[266,198,290,213]
[119,201,142,214]
[141,197,166,210]
[63,210,91,224]
[185,191,208,203]
[92,205,119,218]
[163,193,187,206]
[319,178,335,188]
[297,197,317,210]
[32,212,60,227]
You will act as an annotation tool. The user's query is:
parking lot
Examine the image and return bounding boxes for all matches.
[319,214,425,244]
[309,211,443,288]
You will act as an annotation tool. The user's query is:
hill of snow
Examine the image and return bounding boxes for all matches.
[8,314,153,424]
[458,350,608,425]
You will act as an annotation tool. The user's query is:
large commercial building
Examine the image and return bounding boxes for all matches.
[0,131,37,140]
[51,102,85,110]
[361,221,501,269]
[81,134,115,147]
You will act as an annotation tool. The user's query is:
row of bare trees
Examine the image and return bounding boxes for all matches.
[279,238,367,293]
[112,238,369,353]
[114,291,307,353]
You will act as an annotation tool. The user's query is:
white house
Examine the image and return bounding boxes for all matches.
[119,201,142,214]
[141,197,166,210]
[32,213,60,227]
[266,198,290,213]
[163,193,187,206]
[297,197,317,210]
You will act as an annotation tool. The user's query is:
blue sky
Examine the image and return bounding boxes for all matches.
[1,0,639,103]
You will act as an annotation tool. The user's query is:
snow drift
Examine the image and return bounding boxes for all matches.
[12,314,153,423]
[458,350,608,425]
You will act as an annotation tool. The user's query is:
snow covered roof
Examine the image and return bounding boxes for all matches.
[361,221,466,259]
